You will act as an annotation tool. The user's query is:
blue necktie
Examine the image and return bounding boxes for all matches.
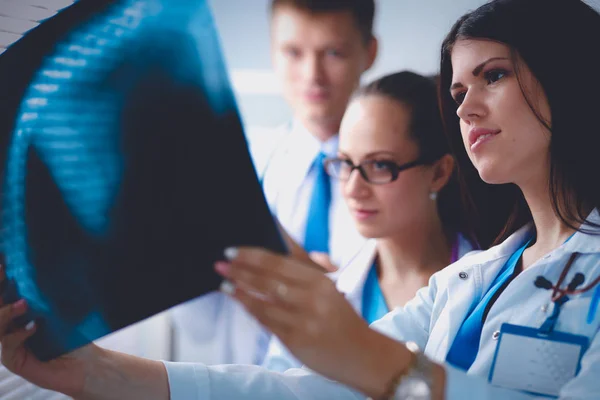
[304,152,331,253]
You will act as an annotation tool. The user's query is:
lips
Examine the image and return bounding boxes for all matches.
[304,87,330,102]
[305,92,328,102]
[468,127,501,151]
[351,208,378,221]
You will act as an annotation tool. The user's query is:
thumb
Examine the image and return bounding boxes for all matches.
[309,252,338,273]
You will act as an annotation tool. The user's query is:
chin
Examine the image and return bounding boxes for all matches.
[479,170,510,185]
[304,105,335,120]
[474,161,511,185]
[355,224,387,240]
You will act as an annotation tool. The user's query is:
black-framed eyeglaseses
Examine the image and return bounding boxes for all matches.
[323,157,429,184]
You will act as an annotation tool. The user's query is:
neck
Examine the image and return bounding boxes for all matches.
[298,116,340,143]
[520,179,578,257]
[375,213,453,282]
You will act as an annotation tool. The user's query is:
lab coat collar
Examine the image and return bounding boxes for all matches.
[334,234,476,313]
[561,208,600,254]
[459,208,600,268]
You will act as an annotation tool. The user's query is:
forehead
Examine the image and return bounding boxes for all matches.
[450,39,511,80]
[271,6,361,46]
[340,96,416,152]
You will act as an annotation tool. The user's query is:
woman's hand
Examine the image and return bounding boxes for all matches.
[0,265,94,397]
[215,247,413,397]
[308,252,338,273]
[0,262,170,400]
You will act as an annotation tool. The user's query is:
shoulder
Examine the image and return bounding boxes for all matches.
[439,224,536,281]
[429,238,517,301]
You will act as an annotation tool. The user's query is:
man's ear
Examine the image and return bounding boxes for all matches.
[363,36,378,72]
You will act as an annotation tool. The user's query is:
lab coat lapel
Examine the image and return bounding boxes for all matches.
[426,224,534,360]
[334,240,377,313]
[426,259,484,359]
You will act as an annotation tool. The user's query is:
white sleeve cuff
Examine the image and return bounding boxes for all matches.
[163,361,211,400]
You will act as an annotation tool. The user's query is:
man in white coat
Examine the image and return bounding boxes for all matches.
[170,0,378,365]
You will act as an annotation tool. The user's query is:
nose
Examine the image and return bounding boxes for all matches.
[456,87,487,124]
[302,53,326,85]
[342,168,370,200]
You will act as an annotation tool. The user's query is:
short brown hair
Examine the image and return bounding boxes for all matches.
[270,0,375,43]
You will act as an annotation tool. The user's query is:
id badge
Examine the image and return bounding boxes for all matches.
[488,323,589,397]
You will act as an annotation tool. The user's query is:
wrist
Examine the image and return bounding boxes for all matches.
[77,345,115,399]
[430,363,446,400]
[355,330,414,399]
[369,342,446,400]
[78,346,169,400]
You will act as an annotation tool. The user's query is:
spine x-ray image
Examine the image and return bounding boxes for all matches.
[0,0,286,361]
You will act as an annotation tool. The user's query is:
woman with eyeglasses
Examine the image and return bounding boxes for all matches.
[261,71,476,372]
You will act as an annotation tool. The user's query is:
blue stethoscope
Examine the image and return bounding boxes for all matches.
[534,252,600,333]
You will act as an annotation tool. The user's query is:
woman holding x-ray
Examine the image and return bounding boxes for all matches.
[2,0,600,399]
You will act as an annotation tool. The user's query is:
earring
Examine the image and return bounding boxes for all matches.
[429,192,438,201]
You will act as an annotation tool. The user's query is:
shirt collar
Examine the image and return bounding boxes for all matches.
[288,119,339,158]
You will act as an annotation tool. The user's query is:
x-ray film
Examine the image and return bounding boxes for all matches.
[0,0,286,361]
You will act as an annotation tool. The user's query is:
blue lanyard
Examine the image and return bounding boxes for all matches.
[588,285,600,323]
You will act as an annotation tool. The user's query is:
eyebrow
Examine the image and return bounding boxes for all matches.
[338,150,399,159]
[450,57,510,90]
[280,40,352,49]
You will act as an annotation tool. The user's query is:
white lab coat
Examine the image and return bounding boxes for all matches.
[169,121,366,364]
[164,210,600,399]
[262,234,475,372]
[169,292,266,365]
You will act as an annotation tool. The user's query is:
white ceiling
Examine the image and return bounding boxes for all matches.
[0,0,77,54]
[2,0,599,65]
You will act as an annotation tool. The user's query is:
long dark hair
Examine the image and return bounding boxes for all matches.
[439,0,600,248]
[356,71,469,241]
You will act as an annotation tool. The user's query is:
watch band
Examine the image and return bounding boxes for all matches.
[368,341,433,400]
[391,341,433,400]
[367,342,433,400]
